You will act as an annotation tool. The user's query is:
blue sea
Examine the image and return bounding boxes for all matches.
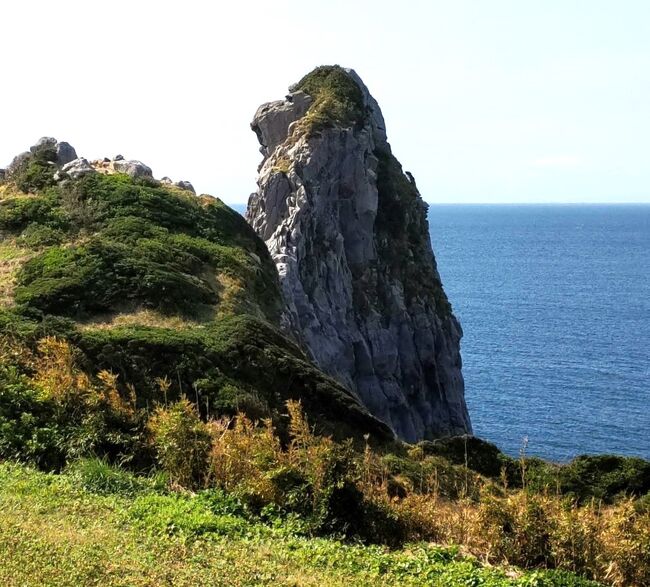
[429,205,650,462]
[234,203,649,462]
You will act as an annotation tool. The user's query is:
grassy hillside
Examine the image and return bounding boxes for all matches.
[0,462,601,587]
[1,141,649,586]
[0,143,391,450]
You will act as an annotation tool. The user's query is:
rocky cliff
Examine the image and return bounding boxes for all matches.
[247,66,472,442]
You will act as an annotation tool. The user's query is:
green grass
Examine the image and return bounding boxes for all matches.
[0,462,602,587]
[9,173,281,321]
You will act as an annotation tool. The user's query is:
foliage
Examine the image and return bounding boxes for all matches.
[15,237,218,316]
[75,315,391,441]
[19,222,66,247]
[2,172,280,320]
[372,148,452,317]
[294,65,366,133]
[0,192,68,233]
[6,143,58,193]
[0,462,603,587]
[148,399,212,489]
[207,401,403,543]
[66,457,162,496]
[0,335,141,470]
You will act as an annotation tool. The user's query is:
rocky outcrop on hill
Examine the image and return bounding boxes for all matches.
[3,137,199,190]
[247,66,472,442]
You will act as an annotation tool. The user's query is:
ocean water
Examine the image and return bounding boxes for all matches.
[428,205,650,462]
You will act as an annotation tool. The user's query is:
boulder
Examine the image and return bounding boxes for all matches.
[56,141,78,166]
[31,137,57,153]
[6,152,31,176]
[112,159,152,178]
[174,180,195,193]
[59,157,95,180]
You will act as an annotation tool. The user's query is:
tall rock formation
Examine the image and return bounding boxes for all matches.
[246,66,472,442]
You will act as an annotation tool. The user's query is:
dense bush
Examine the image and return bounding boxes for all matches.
[19,222,66,247]
[6,143,58,193]
[0,336,143,470]
[15,238,217,316]
[7,172,281,321]
[0,192,68,233]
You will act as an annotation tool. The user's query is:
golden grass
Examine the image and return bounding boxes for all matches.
[215,273,245,317]
[0,239,33,306]
[76,308,215,331]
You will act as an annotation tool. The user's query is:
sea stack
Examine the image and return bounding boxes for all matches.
[246,66,472,441]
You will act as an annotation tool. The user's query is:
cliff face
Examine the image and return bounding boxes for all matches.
[246,66,472,442]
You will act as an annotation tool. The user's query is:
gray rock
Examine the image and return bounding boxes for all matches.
[27,138,77,166]
[174,180,195,193]
[246,67,472,442]
[31,137,57,153]
[112,159,152,178]
[6,151,31,176]
[251,91,312,157]
[56,141,77,166]
[160,176,173,184]
[59,157,95,180]
[114,154,124,161]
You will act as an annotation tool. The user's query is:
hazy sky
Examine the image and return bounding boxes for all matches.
[2,1,649,204]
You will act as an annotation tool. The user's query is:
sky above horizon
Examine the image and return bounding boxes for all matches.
[2,1,649,205]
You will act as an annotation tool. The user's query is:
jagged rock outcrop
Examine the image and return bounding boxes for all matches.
[246,66,472,442]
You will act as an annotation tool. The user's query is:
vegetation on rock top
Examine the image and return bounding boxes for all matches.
[294,65,367,133]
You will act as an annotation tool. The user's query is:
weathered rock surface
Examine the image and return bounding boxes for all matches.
[174,180,195,193]
[246,66,472,442]
[252,91,312,157]
[59,157,94,180]
[56,141,78,166]
[112,158,152,179]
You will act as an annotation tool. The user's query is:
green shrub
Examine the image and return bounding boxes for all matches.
[373,148,452,317]
[558,455,650,503]
[0,192,68,232]
[148,399,212,489]
[15,239,217,316]
[7,143,58,193]
[19,223,66,247]
[0,364,62,469]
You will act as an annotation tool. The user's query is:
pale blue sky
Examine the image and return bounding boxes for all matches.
[2,0,649,204]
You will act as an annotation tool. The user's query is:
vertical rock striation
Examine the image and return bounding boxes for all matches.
[246,66,472,442]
